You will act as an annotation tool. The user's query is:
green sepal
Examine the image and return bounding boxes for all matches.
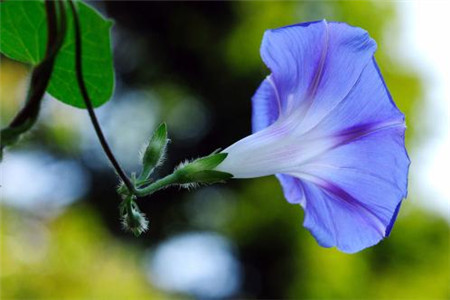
[177,170,233,185]
[179,153,228,172]
[140,123,169,180]
[174,153,233,186]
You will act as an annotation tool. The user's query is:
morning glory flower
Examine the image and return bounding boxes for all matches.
[216,20,410,253]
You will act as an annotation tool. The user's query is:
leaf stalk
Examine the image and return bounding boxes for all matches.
[68,0,136,194]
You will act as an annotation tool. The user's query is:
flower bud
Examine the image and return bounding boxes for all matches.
[140,123,169,180]
[120,200,149,237]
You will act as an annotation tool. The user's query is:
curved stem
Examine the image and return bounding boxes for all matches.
[68,0,135,193]
[1,1,65,153]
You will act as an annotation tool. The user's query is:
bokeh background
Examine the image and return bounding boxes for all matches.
[1,1,449,299]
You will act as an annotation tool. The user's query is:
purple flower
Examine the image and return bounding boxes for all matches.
[216,20,410,253]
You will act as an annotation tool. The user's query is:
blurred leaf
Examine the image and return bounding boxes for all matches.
[224,2,297,76]
[0,205,164,299]
[0,59,29,126]
[0,0,114,108]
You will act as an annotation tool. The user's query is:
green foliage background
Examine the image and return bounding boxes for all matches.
[1,1,448,299]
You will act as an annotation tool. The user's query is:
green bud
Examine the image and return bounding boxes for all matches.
[120,199,149,237]
[174,153,233,188]
[140,123,169,180]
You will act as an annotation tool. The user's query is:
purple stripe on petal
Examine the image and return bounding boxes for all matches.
[304,58,405,136]
[300,180,385,253]
[333,120,405,149]
[260,20,329,113]
[317,179,386,237]
[385,201,402,236]
[293,22,377,128]
[291,125,408,252]
[271,20,324,32]
[336,122,379,140]
[305,21,329,100]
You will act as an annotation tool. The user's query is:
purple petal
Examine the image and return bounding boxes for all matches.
[253,22,408,252]
[299,180,389,253]
[220,20,409,252]
[304,58,405,135]
[385,201,402,237]
[293,125,409,252]
[276,174,305,205]
[260,20,376,120]
[251,77,280,133]
[260,20,326,113]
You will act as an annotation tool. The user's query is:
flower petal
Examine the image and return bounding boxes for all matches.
[216,122,337,178]
[298,180,394,253]
[251,77,280,133]
[276,174,305,205]
[289,125,409,253]
[219,20,409,253]
[260,20,326,113]
[258,25,408,252]
[303,58,405,135]
[261,20,376,120]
